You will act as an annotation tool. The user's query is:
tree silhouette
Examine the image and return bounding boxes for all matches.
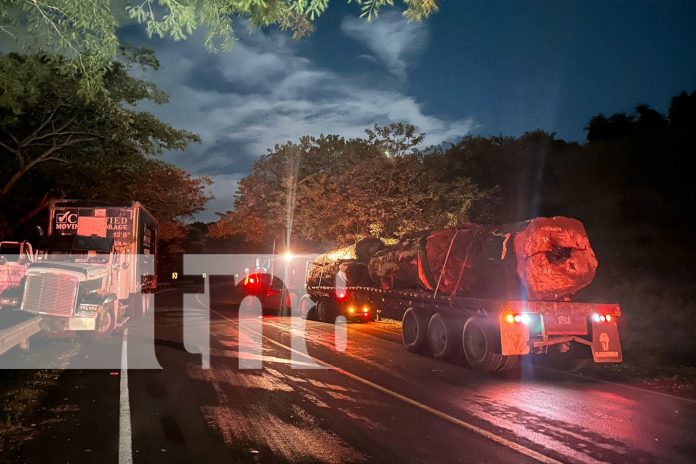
[635,104,668,132]
[585,113,612,142]
[668,90,696,125]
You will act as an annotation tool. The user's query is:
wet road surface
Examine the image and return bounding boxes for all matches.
[8,285,696,463]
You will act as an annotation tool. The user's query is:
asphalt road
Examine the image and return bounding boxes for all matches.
[7,284,696,464]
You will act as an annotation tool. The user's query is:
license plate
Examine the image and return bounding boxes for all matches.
[68,318,96,331]
[543,314,588,335]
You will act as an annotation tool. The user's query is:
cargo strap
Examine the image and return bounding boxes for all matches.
[452,229,480,297]
[434,230,460,297]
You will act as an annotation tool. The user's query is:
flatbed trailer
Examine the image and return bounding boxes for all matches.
[304,285,622,373]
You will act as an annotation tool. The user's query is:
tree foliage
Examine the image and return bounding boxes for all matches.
[0,51,199,199]
[209,124,494,245]
[0,0,439,96]
[0,51,210,239]
[584,94,696,142]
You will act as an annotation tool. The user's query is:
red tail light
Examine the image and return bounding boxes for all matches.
[593,313,617,323]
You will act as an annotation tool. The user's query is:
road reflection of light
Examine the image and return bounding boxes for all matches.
[455,371,647,448]
[209,348,320,369]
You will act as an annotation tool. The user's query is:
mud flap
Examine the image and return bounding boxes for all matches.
[591,321,622,363]
[498,315,530,356]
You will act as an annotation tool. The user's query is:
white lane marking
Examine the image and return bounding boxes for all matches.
[119,328,133,464]
[210,308,563,464]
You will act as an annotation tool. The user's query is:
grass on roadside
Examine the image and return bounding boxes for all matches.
[0,369,61,455]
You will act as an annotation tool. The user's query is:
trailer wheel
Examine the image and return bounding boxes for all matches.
[402,308,429,353]
[462,317,506,372]
[427,313,462,360]
[317,298,337,324]
[496,354,520,372]
[299,295,315,320]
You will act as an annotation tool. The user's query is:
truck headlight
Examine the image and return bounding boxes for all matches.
[78,303,100,312]
[0,297,19,307]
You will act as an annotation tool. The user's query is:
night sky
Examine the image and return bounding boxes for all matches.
[118,0,696,220]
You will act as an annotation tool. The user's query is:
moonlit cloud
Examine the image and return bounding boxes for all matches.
[341,11,429,80]
[133,25,473,220]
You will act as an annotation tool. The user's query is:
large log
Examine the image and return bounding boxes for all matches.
[306,237,382,289]
[367,217,598,300]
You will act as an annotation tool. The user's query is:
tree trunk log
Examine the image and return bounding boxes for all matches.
[367,217,598,300]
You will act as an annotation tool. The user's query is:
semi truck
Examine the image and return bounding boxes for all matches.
[302,218,623,373]
[14,201,158,334]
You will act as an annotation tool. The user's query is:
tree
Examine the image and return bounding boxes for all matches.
[585,113,612,142]
[0,51,210,240]
[0,52,199,199]
[365,122,425,157]
[634,104,667,132]
[668,90,696,126]
[0,0,439,96]
[210,124,493,245]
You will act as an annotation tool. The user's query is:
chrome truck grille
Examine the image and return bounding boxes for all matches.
[21,272,79,317]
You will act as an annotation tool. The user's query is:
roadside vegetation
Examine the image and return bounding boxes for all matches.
[0,370,62,454]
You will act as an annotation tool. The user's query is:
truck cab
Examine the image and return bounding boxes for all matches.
[20,235,124,334]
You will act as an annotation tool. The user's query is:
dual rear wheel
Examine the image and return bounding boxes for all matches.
[401,308,518,373]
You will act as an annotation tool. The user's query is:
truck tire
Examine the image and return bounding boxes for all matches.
[299,294,315,320]
[496,354,520,372]
[82,302,115,339]
[402,307,429,354]
[317,298,337,324]
[462,317,506,372]
[427,313,462,360]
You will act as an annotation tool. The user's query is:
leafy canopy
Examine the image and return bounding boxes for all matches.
[0,50,210,238]
[0,0,439,96]
[209,123,494,245]
[0,51,199,199]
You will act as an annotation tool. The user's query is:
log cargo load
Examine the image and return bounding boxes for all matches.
[305,237,383,289]
[367,217,598,300]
